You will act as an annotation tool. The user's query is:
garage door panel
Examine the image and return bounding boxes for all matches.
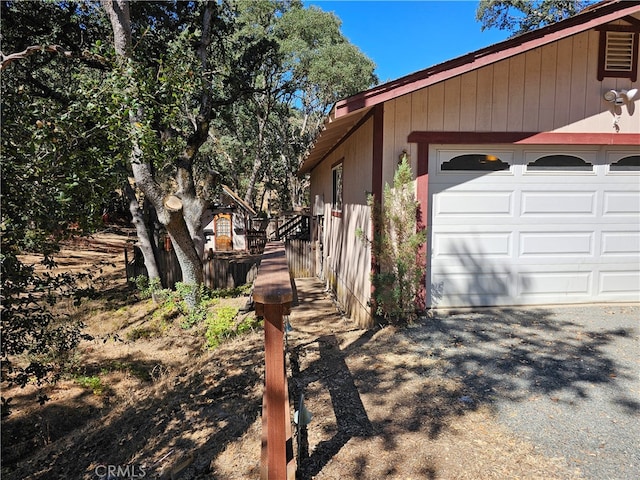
[600,231,640,256]
[517,270,592,297]
[433,191,513,216]
[598,270,640,296]
[520,191,596,216]
[519,232,594,257]
[428,145,640,308]
[603,191,640,215]
[432,232,512,259]
[431,269,513,307]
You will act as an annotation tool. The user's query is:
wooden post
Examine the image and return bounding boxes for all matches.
[253,242,295,480]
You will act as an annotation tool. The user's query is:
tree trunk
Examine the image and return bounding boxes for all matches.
[243,113,267,207]
[181,196,206,260]
[123,181,161,281]
[103,0,213,302]
[131,158,204,291]
[164,195,204,287]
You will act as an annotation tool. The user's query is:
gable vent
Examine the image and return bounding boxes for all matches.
[605,31,635,72]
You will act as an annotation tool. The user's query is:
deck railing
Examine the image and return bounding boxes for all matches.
[253,242,296,479]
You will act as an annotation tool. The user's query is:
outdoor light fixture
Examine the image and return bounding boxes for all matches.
[398,149,410,165]
[603,88,638,105]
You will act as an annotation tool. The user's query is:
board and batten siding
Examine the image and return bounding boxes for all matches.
[381,26,640,188]
[309,117,374,326]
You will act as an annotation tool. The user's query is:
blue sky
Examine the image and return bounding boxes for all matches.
[305,1,513,84]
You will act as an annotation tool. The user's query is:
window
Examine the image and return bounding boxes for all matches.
[332,162,343,211]
[527,155,593,172]
[598,25,639,82]
[216,216,231,237]
[610,155,640,172]
[441,154,509,171]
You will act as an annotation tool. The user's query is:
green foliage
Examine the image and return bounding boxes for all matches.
[74,375,106,396]
[476,0,593,35]
[151,299,182,324]
[209,283,254,298]
[133,275,163,300]
[126,324,162,342]
[0,1,123,393]
[367,157,427,324]
[0,0,376,400]
[210,1,378,209]
[203,306,261,350]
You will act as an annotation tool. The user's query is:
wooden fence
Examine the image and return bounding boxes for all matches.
[125,238,312,289]
[126,247,260,290]
[202,251,261,290]
[285,239,313,278]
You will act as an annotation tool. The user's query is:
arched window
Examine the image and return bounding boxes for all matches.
[527,155,593,171]
[610,155,640,171]
[441,154,509,171]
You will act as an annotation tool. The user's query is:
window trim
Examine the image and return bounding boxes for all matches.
[524,153,596,175]
[441,153,510,172]
[331,159,344,215]
[608,154,640,174]
[597,24,639,82]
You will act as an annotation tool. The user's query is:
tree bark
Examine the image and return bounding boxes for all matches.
[101,0,131,56]
[123,181,161,281]
[102,0,213,297]
[243,111,268,208]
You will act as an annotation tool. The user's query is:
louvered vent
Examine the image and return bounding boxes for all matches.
[605,31,635,72]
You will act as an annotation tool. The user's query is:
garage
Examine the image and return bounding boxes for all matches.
[302,1,640,325]
[428,145,640,308]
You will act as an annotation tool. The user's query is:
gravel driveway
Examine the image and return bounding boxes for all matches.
[402,304,640,480]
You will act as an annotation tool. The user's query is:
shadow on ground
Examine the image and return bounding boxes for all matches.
[288,278,638,479]
[1,331,266,480]
[401,308,638,408]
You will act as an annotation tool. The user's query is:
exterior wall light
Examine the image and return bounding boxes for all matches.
[603,88,638,105]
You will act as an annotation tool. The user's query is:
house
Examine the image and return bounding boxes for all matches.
[202,184,258,253]
[300,0,640,326]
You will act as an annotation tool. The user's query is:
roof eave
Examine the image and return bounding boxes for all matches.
[334,0,639,118]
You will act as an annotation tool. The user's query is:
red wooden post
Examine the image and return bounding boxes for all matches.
[253,242,295,480]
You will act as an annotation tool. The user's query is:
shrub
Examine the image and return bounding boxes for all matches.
[203,307,260,350]
[133,275,162,300]
[74,375,106,395]
[366,155,427,324]
[204,306,240,349]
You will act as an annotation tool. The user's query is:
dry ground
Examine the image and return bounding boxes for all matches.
[1,230,584,479]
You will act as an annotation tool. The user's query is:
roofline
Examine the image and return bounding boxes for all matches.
[221,184,257,216]
[334,0,640,118]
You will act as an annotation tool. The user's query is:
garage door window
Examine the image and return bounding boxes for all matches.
[526,155,593,172]
[609,155,640,172]
[441,154,509,171]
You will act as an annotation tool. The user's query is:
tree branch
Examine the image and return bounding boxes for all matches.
[1,45,109,71]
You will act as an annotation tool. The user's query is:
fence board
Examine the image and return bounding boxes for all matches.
[126,239,312,289]
[285,239,313,278]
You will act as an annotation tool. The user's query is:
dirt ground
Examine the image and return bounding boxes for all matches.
[2,230,584,480]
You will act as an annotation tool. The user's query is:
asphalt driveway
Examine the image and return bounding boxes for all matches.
[402,304,640,480]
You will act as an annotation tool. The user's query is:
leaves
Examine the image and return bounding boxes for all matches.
[475,0,593,35]
[369,158,427,324]
[0,0,377,395]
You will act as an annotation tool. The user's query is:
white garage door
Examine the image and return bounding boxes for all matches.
[428,145,640,308]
